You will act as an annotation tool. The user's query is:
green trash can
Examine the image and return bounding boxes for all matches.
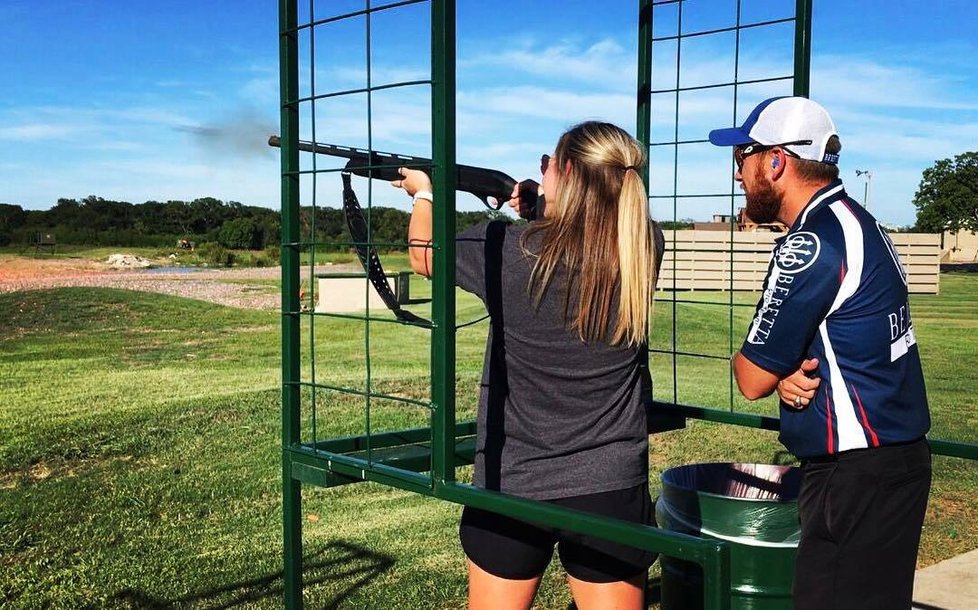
[656,463,801,610]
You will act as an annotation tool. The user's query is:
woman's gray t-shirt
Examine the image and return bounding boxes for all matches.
[455,220,654,500]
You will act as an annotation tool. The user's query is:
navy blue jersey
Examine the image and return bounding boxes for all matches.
[740,180,930,458]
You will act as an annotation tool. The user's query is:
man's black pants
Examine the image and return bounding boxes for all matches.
[794,438,931,610]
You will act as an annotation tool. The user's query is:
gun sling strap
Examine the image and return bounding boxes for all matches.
[342,172,433,328]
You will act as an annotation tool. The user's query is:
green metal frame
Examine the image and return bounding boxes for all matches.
[277,1,978,608]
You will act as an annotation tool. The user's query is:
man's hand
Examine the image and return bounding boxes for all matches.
[776,357,821,410]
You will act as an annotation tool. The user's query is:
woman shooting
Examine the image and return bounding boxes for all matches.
[393,121,661,610]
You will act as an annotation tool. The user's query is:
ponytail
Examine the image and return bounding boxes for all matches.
[613,167,654,346]
[522,122,655,347]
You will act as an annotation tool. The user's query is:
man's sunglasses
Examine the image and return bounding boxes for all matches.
[734,140,812,171]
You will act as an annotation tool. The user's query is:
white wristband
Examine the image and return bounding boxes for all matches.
[412,190,433,204]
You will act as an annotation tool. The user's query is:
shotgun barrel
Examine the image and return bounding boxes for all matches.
[268,135,543,219]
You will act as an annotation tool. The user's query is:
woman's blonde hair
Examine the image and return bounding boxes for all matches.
[522,121,654,347]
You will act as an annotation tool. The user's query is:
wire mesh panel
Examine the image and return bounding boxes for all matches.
[642,0,810,418]
[278,4,450,604]
[282,0,440,485]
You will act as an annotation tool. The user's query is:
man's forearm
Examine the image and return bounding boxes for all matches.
[732,351,779,400]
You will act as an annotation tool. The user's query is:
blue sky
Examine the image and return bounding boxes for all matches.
[1,1,976,227]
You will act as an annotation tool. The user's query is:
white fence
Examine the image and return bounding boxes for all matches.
[658,230,941,294]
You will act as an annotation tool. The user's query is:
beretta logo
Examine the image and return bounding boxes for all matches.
[775,232,821,274]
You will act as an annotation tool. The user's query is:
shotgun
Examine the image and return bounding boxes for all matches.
[268,135,544,220]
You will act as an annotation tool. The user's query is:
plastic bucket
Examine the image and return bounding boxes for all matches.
[656,463,801,610]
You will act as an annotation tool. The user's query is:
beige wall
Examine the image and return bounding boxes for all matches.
[658,230,941,294]
[942,229,978,262]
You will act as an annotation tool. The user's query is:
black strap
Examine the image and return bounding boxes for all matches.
[342,172,432,328]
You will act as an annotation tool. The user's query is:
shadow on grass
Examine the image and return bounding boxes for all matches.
[941,263,978,273]
[108,541,394,609]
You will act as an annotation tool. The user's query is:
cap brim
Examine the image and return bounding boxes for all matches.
[708,127,755,147]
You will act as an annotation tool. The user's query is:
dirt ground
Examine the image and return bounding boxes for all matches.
[0,254,104,281]
[0,254,355,310]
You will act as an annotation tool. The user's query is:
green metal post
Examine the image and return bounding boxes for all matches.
[430,0,458,490]
[793,0,813,96]
[701,543,732,610]
[636,0,653,188]
[279,0,302,607]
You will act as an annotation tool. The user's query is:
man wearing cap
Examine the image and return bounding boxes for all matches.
[709,96,932,609]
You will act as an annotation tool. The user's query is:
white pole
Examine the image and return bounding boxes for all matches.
[866,172,872,211]
[855,170,872,210]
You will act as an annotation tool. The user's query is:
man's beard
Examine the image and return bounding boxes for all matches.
[744,170,782,224]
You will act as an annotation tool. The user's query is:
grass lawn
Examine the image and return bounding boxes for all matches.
[1,272,976,608]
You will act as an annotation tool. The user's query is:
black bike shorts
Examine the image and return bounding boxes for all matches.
[459,483,656,583]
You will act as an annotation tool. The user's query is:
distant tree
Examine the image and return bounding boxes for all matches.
[457,210,498,231]
[913,151,978,233]
[321,208,346,241]
[190,197,227,233]
[658,219,695,230]
[82,196,134,231]
[0,203,24,245]
[218,217,261,250]
[47,198,83,227]
[0,203,26,232]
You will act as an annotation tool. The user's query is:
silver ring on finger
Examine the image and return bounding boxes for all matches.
[793,395,803,409]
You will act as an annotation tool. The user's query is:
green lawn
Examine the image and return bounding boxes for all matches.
[1,272,976,608]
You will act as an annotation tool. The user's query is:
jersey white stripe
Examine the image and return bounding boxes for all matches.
[820,323,868,451]
[827,201,864,316]
[798,183,845,226]
[822,200,868,451]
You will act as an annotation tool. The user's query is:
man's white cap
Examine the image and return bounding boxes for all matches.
[708,96,839,165]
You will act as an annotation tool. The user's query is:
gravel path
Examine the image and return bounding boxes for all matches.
[0,263,359,310]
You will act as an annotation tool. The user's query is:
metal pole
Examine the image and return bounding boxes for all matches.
[793,0,813,97]
[866,172,872,210]
[856,169,872,210]
[636,0,653,188]
[430,0,458,491]
[279,0,303,607]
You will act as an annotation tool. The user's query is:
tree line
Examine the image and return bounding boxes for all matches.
[0,196,501,250]
[2,150,973,251]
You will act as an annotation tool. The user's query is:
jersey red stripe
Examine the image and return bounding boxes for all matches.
[851,383,881,447]
[826,392,835,454]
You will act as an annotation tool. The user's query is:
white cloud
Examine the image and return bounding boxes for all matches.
[460,86,634,126]
[464,38,635,86]
[813,56,978,112]
[0,123,78,141]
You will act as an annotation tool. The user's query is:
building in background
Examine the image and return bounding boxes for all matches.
[942,229,978,263]
[693,208,786,233]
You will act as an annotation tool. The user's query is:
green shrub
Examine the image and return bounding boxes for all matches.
[196,242,235,267]
[217,218,260,250]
